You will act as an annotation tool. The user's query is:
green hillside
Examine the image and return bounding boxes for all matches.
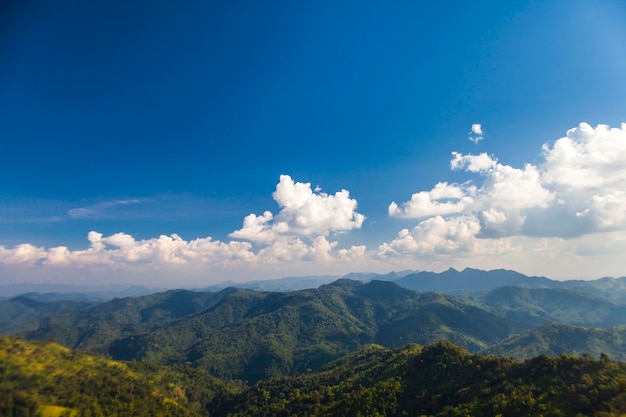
[478,286,626,327]
[0,336,237,417]
[106,281,515,382]
[7,278,626,385]
[486,323,626,360]
[23,289,231,354]
[213,341,626,417]
[0,296,94,334]
[4,335,626,416]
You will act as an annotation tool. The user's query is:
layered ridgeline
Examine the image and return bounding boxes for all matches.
[3,274,626,383]
[22,280,517,383]
[396,268,626,302]
[3,336,626,417]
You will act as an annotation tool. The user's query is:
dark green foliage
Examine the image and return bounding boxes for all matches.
[213,341,626,417]
[487,323,626,360]
[0,296,94,334]
[4,335,626,416]
[7,278,626,385]
[22,289,230,354]
[106,281,515,382]
[478,286,626,327]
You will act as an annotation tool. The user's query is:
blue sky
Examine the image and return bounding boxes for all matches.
[2,1,626,286]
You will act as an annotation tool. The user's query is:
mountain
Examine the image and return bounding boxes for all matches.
[395,267,626,301]
[107,280,518,383]
[0,283,162,300]
[0,336,235,417]
[477,286,626,328]
[7,272,626,385]
[23,288,233,354]
[198,270,418,292]
[558,276,626,303]
[395,267,554,294]
[27,280,517,383]
[211,341,626,417]
[342,269,418,281]
[5,335,626,417]
[199,275,342,292]
[486,323,626,361]
[0,295,95,334]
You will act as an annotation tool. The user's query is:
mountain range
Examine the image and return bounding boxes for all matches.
[2,267,626,415]
[2,268,626,384]
[4,336,626,417]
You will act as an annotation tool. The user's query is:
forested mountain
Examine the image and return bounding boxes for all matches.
[107,280,515,382]
[0,284,159,300]
[486,323,626,361]
[396,267,626,301]
[212,341,626,417]
[477,286,626,328]
[21,288,234,354]
[0,296,94,334]
[0,336,237,417]
[3,336,626,417]
[3,275,626,384]
[396,267,554,293]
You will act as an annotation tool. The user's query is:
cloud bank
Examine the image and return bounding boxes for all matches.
[2,123,626,284]
[0,176,370,284]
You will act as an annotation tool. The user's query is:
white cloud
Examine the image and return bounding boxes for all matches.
[383,122,626,265]
[388,182,475,218]
[0,244,47,265]
[379,215,514,257]
[0,174,373,285]
[469,123,484,144]
[397,151,554,237]
[230,175,365,242]
[2,123,626,284]
[450,152,497,172]
[542,122,626,189]
[338,244,367,260]
[228,211,276,243]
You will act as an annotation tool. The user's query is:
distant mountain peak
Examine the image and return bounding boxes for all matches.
[322,278,364,288]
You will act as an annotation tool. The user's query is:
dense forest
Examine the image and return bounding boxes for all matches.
[2,269,626,415]
[3,277,626,382]
[2,336,626,416]
[0,336,239,417]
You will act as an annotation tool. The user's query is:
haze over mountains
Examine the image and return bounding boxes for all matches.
[3,267,626,299]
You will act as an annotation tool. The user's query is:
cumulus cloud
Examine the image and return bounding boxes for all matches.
[542,123,626,189]
[379,215,514,257]
[388,182,475,218]
[469,123,484,144]
[384,122,626,259]
[0,232,256,267]
[450,152,497,172]
[3,123,626,283]
[0,174,374,285]
[230,175,365,242]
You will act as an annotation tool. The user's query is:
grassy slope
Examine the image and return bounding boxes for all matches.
[0,336,238,417]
